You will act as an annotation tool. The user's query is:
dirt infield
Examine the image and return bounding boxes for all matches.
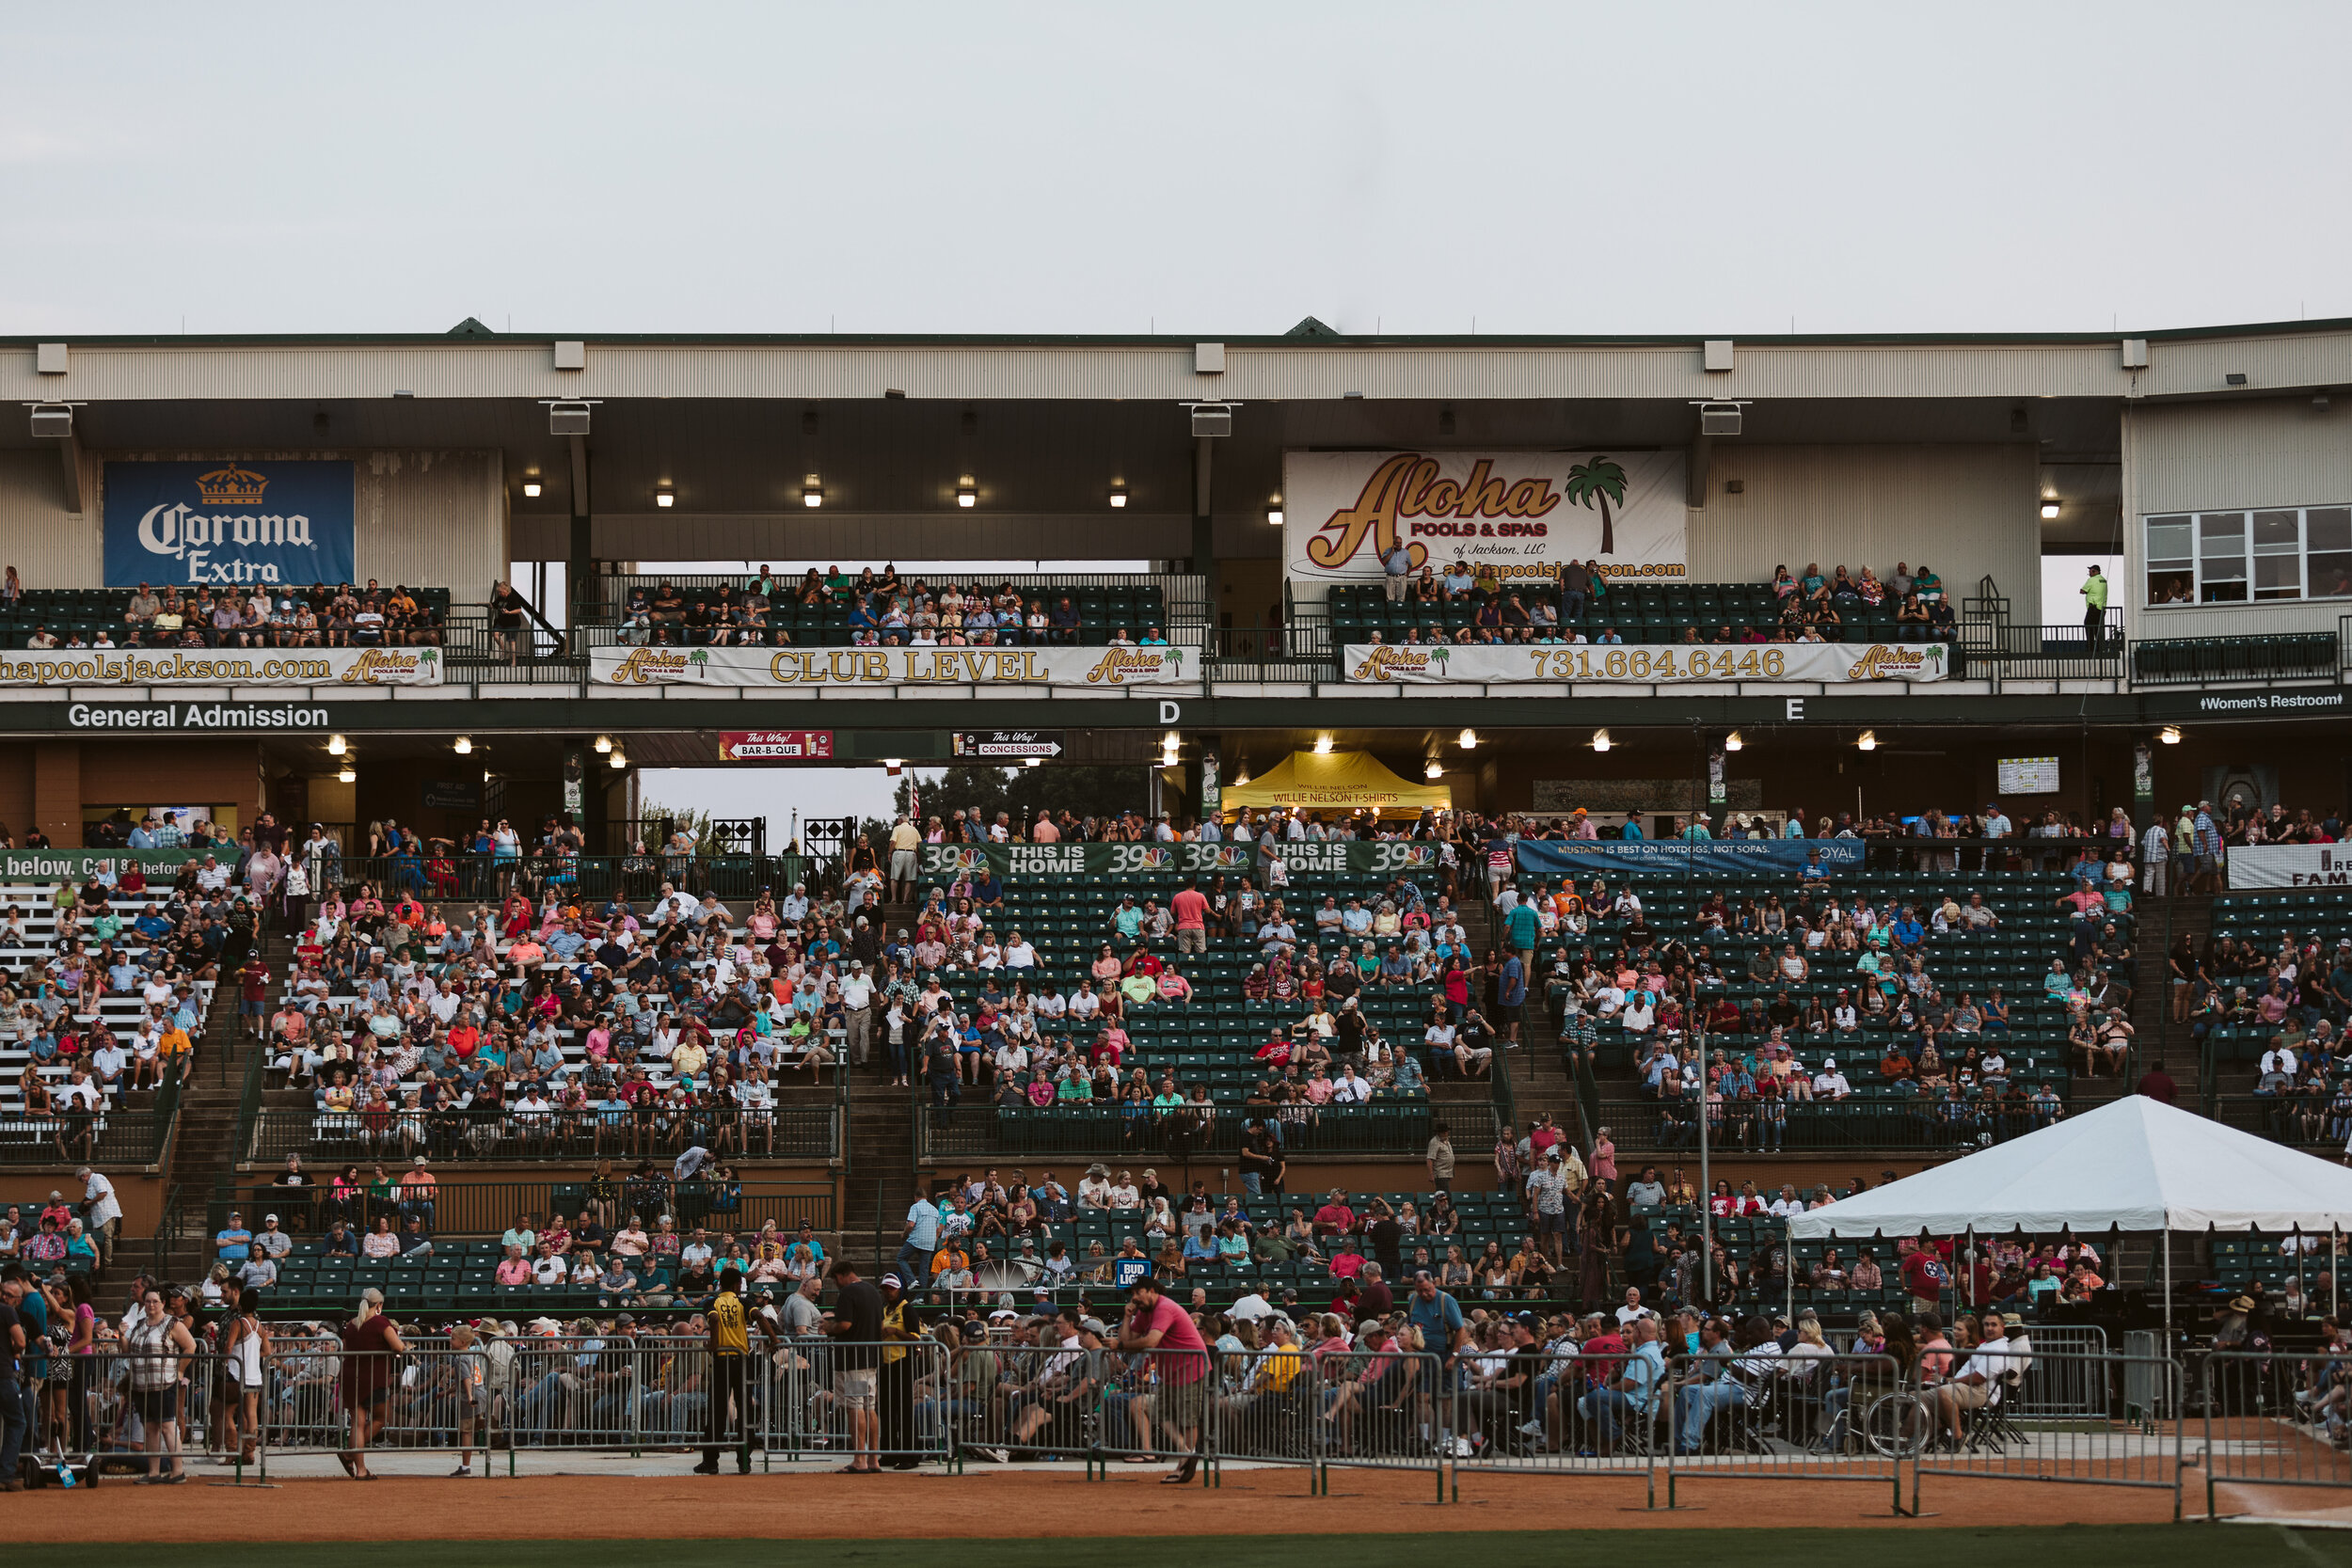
[7,1468,2180,1544]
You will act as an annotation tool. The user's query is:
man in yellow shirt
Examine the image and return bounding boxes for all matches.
[889,815,923,903]
[696,1267,751,1474]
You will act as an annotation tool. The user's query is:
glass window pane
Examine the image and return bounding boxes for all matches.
[2310,550,2352,599]
[2199,511,2249,602]
[2309,508,2351,553]
[2199,511,2247,546]
[2145,516,2194,564]
[2146,568,2194,605]
[2252,510,2301,551]
[2254,553,2302,598]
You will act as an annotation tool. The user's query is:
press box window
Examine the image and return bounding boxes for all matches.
[2142,505,2352,606]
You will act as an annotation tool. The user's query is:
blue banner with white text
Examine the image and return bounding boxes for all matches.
[104,460,356,588]
[1514,837,1865,879]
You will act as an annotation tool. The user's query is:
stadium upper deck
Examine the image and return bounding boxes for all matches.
[0,318,2346,847]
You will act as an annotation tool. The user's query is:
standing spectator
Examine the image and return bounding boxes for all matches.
[695,1267,752,1474]
[75,1165,120,1267]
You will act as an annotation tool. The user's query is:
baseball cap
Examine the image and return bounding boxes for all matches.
[263,1213,278,1223]
[880,1273,902,1289]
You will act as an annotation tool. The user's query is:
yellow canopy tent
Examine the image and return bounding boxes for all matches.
[1219,751,1452,817]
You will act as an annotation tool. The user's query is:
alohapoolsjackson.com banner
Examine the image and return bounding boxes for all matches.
[0,646,442,689]
[592,644,1190,689]
[1283,450,1687,590]
[1341,641,1953,685]
[915,840,1450,880]
[1515,839,1867,879]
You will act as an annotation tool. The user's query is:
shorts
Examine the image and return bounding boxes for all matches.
[132,1386,180,1424]
[1174,927,1206,955]
[890,849,917,880]
[241,998,265,1015]
[1156,1373,1206,1433]
[1947,1382,1993,1411]
[836,1367,879,1410]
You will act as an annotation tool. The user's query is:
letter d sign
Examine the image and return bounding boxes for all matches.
[1159,701,1183,725]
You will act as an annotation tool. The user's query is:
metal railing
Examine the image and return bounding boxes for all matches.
[2199,1350,2352,1518]
[296,851,808,903]
[206,1176,836,1241]
[2208,1093,2352,1152]
[919,1101,1493,1162]
[1592,1096,2069,1156]
[2129,630,2339,687]
[246,1105,839,1165]
[0,1096,179,1167]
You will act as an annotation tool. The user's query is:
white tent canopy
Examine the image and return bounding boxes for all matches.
[1788,1095,2352,1240]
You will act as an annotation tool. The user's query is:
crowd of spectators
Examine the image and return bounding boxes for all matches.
[14,578,444,654]
[612,566,1170,650]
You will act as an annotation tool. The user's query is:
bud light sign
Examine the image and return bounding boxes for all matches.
[103,461,356,588]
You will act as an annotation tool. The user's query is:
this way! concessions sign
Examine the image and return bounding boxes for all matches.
[916,839,1447,880]
[952,730,1064,759]
[0,646,442,689]
[1284,450,1686,590]
[1341,641,1952,685]
[593,644,1188,689]
[104,461,357,588]
[719,731,834,761]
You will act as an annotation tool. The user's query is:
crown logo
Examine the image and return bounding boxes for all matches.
[195,464,268,507]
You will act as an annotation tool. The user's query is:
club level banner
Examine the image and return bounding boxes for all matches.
[0,647,441,689]
[915,839,1449,881]
[104,460,356,588]
[3,851,202,879]
[1284,449,1686,589]
[2227,845,2352,890]
[1341,641,1953,685]
[1515,838,1867,879]
[593,644,1188,689]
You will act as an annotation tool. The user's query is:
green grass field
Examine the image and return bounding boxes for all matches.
[16,1528,2352,1568]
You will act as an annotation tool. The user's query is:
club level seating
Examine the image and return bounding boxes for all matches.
[610,585,1169,647]
[1324,581,1948,646]
[0,586,452,649]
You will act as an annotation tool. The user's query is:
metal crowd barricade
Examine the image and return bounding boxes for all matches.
[1913,1349,2183,1520]
[758,1336,950,1470]
[2198,1349,2352,1519]
[1657,1352,1907,1513]
[2009,1324,2111,1419]
[1448,1339,1667,1505]
[1213,1346,1449,1498]
[23,1349,236,1485]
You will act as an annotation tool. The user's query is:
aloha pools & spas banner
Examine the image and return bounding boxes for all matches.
[1283,450,1687,590]
[591,643,1190,689]
[1514,838,1867,879]
[1341,641,1954,685]
[0,646,441,689]
[104,461,357,588]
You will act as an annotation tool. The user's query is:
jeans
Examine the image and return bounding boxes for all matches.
[0,1373,24,1482]
[1674,1381,1745,1451]
[895,1242,934,1288]
[1579,1386,1641,1448]
[1240,1171,1262,1197]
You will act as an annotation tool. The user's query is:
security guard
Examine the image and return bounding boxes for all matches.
[878,1272,919,1468]
[696,1267,752,1474]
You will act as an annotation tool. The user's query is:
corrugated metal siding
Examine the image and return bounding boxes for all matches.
[0,450,101,585]
[1691,445,2042,622]
[13,333,2352,405]
[2122,400,2352,641]
[354,449,506,589]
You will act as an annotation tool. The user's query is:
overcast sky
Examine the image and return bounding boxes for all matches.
[8,5,2351,338]
[11,6,2335,831]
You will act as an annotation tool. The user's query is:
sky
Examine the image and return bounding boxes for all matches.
[8,5,2352,339]
[8,5,2341,832]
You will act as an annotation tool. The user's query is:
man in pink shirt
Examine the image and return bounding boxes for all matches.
[1033,812,1060,844]
[1170,880,1210,956]
[1119,1276,1209,1483]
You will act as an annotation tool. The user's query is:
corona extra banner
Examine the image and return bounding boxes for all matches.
[914,838,1448,880]
[1340,641,1953,685]
[104,461,356,588]
[591,643,1189,689]
[0,646,441,689]
[1283,450,1686,589]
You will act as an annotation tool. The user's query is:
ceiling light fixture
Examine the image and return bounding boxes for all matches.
[1424,759,1443,780]
[656,484,675,509]
[1856,729,1878,752]
[2159,725,2182,745]
[2039,499,2061,520]
[594,735,612,753]
[1109,482,1128,510]
[453,736,472,755]
[1025,756,1042,768]
[521,480,542,499]
[1724,731,1743,752]
[337,762,356,784]
[956,476,977,509]
[326,734,346,756]
[1591,729,1612,752]
[609,750,628,769]
[803,475,823,509]
[1313,735,1334,754]
[1264,500,1285,527]
[1457,728,1477,750]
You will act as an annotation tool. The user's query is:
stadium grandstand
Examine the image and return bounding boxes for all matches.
[8,319,2352,1499]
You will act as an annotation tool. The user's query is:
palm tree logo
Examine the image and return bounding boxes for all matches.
[1430,645,1451,673]
[1564,457,1630,555]
[688,648,709,677]
[1162,647,1184,672]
